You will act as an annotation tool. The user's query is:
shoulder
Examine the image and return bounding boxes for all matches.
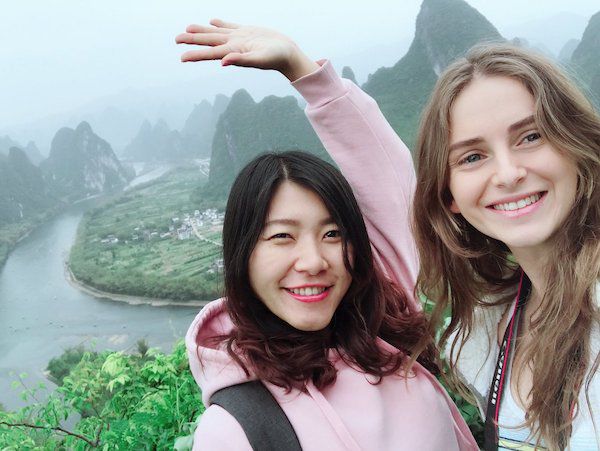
[192,405,252,451]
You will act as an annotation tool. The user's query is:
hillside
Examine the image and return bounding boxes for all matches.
[362,0,503,148]
[0,136,44,165]
[123,119,185,162]
[180,95,230,159]
[0,148,58,226]
[571,11,600,107]
[202,89,328,203]
[42,121,132,201]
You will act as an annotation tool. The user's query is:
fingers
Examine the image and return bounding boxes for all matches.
[175,32,227,46]
[209,18,240,29]
[221,51,271,70]
[221,52,248,67]
[180,45,231,62]
[185,24,231,34]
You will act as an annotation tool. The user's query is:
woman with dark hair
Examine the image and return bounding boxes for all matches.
[184,151,476,449]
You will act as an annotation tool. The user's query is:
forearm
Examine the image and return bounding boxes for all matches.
[292,62,419,301]
[279,46,320,82]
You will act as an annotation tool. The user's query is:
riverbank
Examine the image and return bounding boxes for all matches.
[68,167,223,303]
[65,264,209,308]
[0,206,65,270]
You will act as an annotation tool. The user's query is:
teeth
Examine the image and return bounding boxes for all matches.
[493,193,541,211]
[289,287,327,296]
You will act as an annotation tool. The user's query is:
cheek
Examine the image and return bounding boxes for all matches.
[449,198,461,214]
[247,250,260,291]
[447,177,462,214]
[346,243,354,268]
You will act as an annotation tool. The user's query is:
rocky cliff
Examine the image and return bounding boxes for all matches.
[571,11,600,108]
[0,148,58,225]
[42,122,132,200]
[362,0,502,148]
[203,89,327,202]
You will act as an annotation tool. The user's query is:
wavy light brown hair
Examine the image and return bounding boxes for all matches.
[413,44,600,450]
[206,151,437,392]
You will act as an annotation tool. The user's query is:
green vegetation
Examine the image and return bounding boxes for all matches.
[0,341,202,450]
[2,330,483,449]
[69,167,224,301]
[0,147,62,254]
[47,346,89,385]
[364,0,502,150]
[0,208,62,267]
[202,89,330,204]
[571,11,600,108]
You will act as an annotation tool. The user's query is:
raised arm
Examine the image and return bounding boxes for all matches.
[176,19,319,81]
[176,21,418,304]
[292,66,418,303]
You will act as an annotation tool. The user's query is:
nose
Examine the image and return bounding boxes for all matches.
[491,151,527,188]
[293,239,328,275]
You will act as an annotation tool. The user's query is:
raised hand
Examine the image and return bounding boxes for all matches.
[175,19,319,81]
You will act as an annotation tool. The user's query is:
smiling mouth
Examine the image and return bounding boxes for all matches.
[284,286,332,303]
[489,192,546,212]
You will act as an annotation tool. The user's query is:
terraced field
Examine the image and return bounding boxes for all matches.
[69,167,224,301]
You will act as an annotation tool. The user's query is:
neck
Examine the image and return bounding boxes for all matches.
[511,246,549,329]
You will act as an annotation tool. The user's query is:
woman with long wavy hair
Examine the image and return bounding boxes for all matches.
[412,45,600,450]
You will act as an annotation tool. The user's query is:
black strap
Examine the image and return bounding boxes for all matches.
[210,381,302,451]
[483,271,531,451]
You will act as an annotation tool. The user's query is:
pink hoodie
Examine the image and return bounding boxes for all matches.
[185,61,478,450]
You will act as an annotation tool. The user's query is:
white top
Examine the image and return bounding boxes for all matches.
[449,283,600,449]
[497,355,598,450]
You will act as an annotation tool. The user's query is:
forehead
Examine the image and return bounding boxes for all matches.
[449,76,536,143]
[266,181,330,220]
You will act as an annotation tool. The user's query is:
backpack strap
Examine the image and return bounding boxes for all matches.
[210,380,302,451]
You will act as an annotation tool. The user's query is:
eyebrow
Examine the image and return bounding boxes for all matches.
[264,217,336,228]
[448,115,537,153]
[507,115,536,133]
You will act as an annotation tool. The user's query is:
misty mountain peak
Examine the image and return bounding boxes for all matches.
[75,121,93,135]
[571,10,600,108]
[229,89,255,108]
[43,122,131,200]
[362,0,503,148]
[214,94,229,111]
[342,66,358,84]
[8,146,31,166]
[154,119,170,133]
[415,0,502,73]
[140,119,153,132]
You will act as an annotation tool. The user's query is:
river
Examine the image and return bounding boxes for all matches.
[0,168,203,411]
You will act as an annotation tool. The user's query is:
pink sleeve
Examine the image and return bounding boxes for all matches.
[292,61,419,307]
[192,405,253,450]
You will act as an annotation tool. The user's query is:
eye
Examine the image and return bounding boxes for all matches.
[457,152,484,166]
[520,132,542,145]
[269,232,292,240]
[324,229,341,240]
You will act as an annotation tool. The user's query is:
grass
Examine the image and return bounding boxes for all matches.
[69,167,224,301]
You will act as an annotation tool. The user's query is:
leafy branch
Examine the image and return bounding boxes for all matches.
[0,421,102,447]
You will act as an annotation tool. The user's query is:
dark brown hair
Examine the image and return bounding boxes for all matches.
[204,150,437,391]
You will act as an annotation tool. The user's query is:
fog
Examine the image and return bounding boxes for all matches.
[1,0,597,152]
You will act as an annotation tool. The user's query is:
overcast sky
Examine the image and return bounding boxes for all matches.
[1,0,598,133]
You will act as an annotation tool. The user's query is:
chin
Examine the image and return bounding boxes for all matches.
[290,318,332,332]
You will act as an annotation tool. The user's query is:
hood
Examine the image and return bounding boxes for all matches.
[185,298,256,406]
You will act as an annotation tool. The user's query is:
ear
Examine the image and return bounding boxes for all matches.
[449,199,461,214]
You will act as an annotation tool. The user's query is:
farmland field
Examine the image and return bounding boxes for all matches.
[69,167,224,301]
